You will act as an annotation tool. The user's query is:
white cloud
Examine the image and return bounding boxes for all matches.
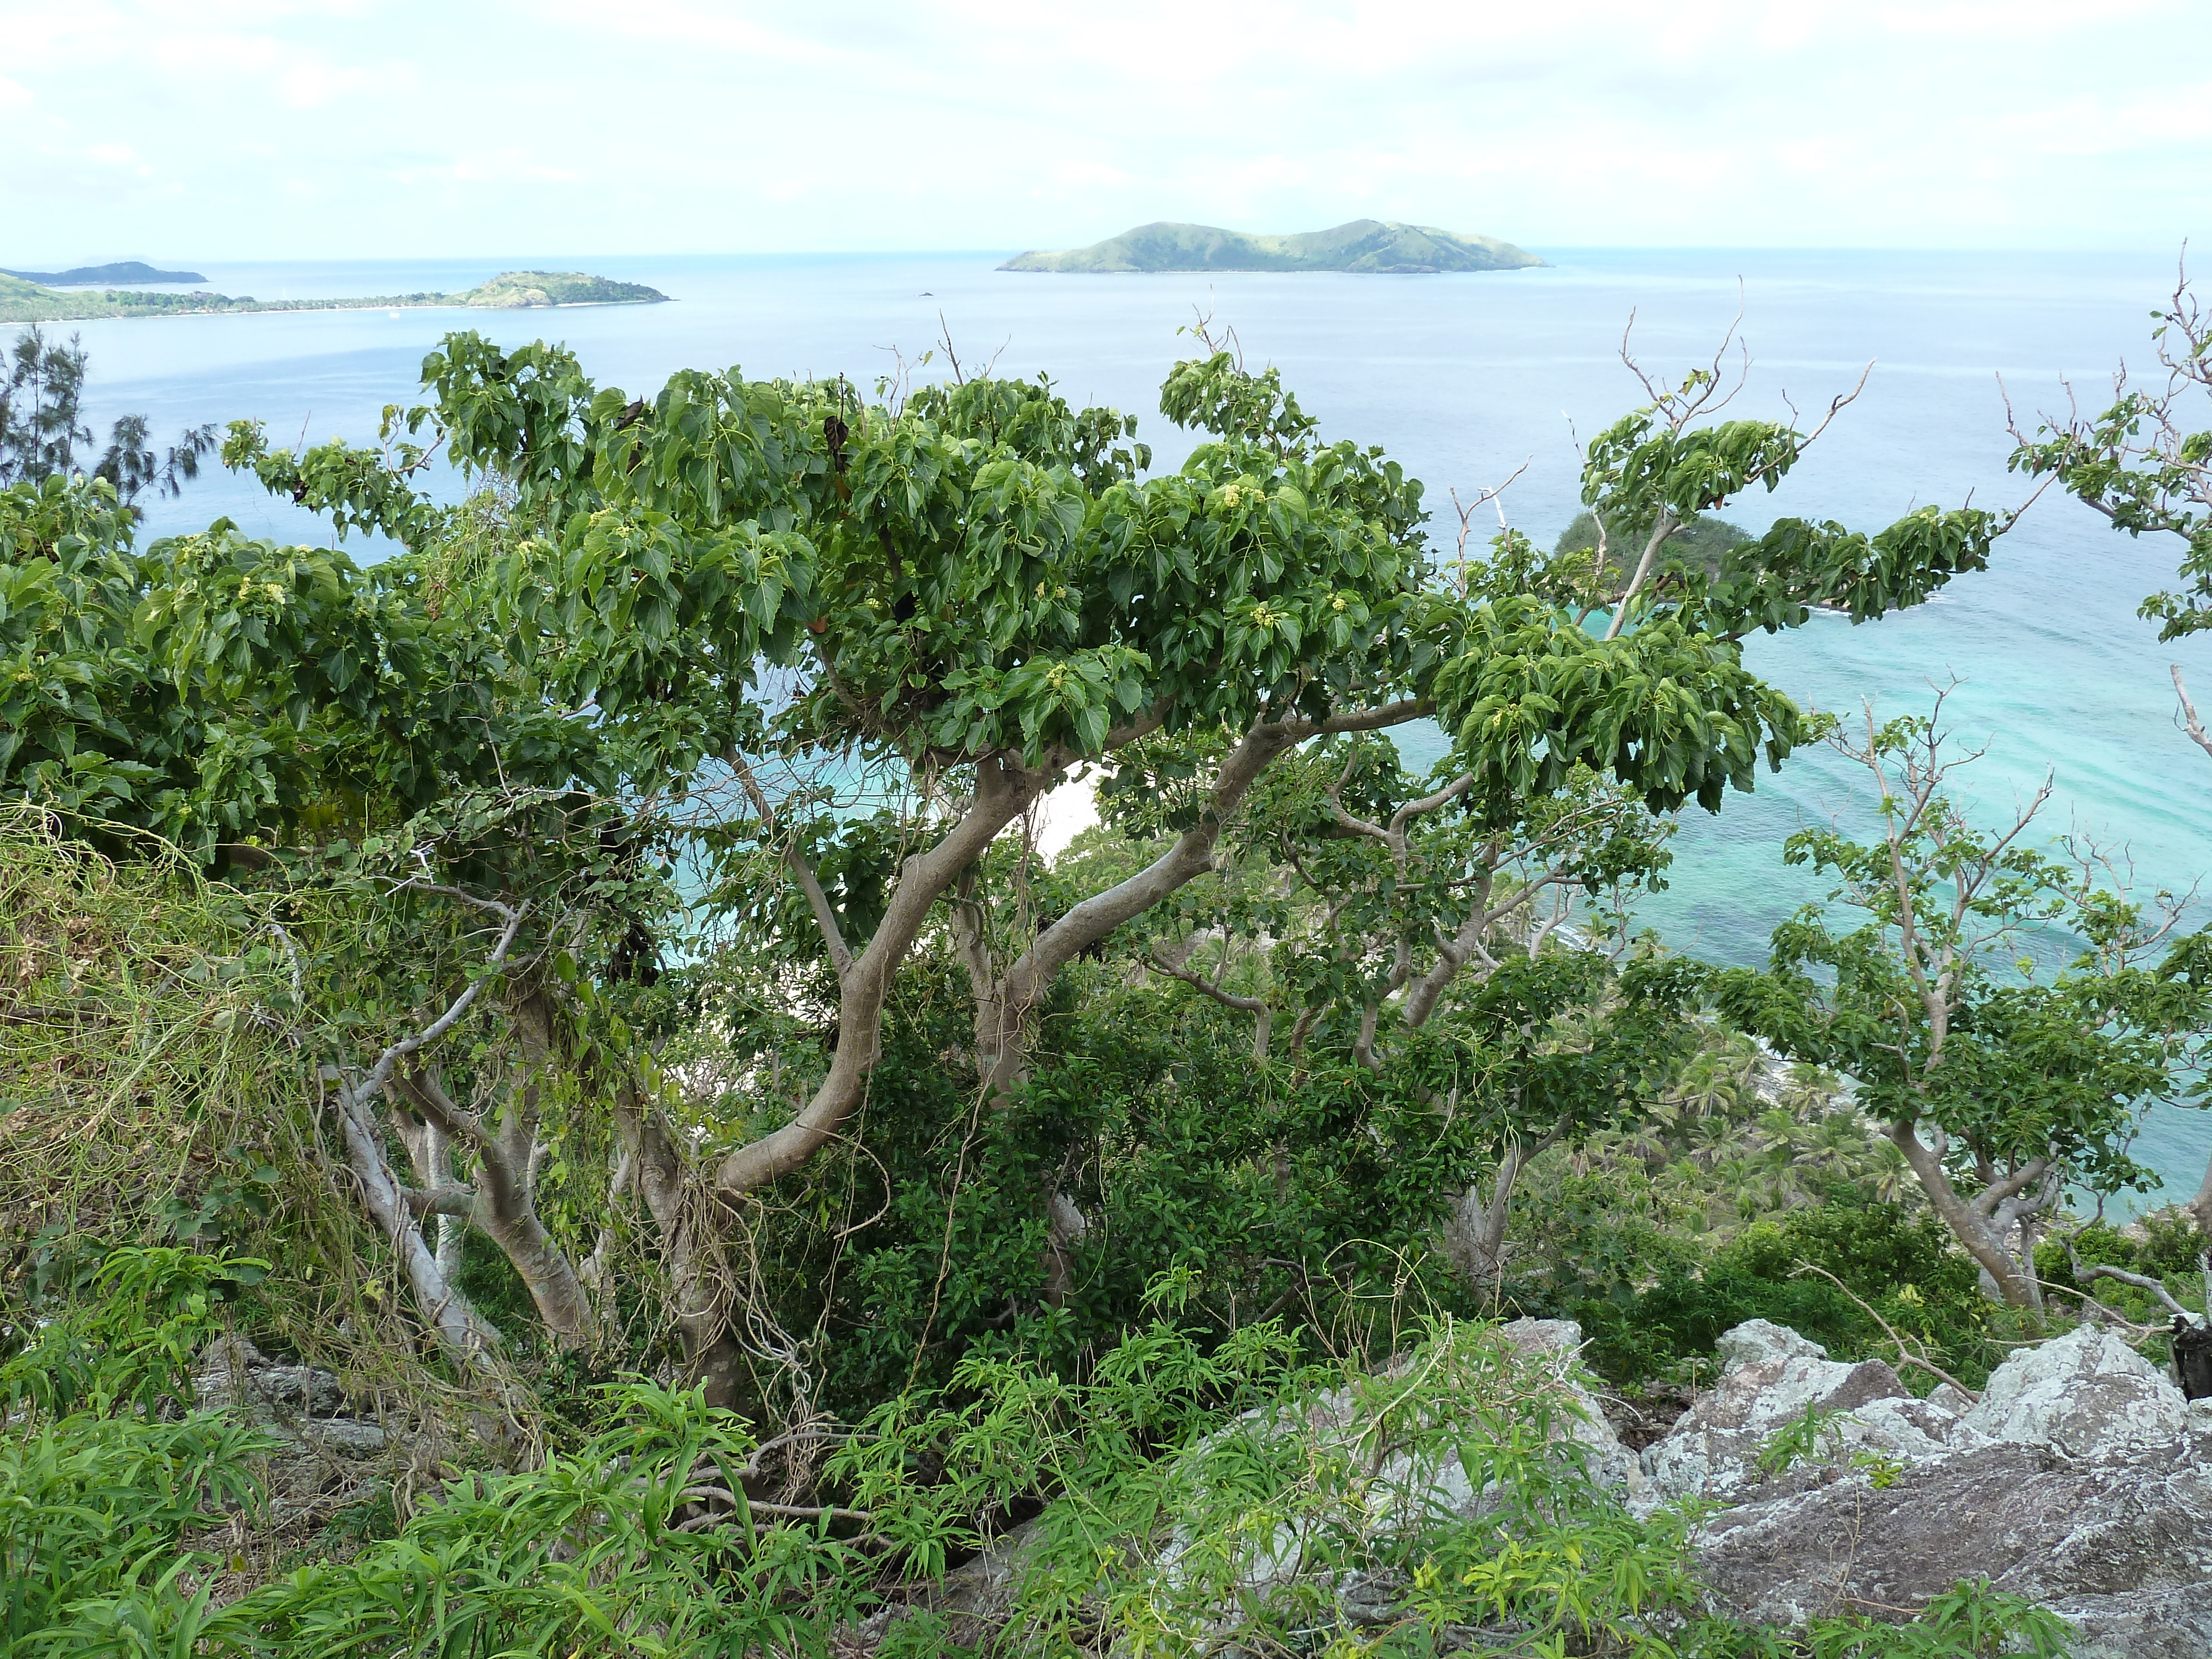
[0,0,2202,258]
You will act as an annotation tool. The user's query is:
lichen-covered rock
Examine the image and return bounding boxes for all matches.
[1697,1441,2212,1652]
[2042,1589,2212,1659]
[192,1332,391,1462]
[1963,1322,2192,1459]
[1495,1317,1642,1498]
[1640,1320,1911,1505]
[195,1333,348,1415]
[1831,1393,1989,1465]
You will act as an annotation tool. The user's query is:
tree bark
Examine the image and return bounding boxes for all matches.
[619,1089,750,1410]
[717,749,1058,1196]
[1886,1121,2046,1311]
[332,1077,503,1366]
[1443,1127,1559,1293]
[398,1014,599,1352]
[973,700,1430,1101]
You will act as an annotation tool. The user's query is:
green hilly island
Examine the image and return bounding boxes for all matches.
[1,260,209,285]
[1002,218,1542,274]
[0,269,668,324]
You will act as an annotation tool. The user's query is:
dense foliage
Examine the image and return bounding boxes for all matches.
[3,307,2206,1655]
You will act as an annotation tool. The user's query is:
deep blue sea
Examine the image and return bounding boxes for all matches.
[58,247,2212,1212]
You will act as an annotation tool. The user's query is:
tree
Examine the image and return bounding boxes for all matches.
[1712,697,2211,1308]
[0,326,214,507]
[2008,262,2212,1234]
[12,311,2011,1380]
[1088,322,2015,1293]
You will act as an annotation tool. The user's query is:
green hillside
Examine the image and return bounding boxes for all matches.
[0,269,669,324]
[1002,218,1542,274]
[1,260,210,285]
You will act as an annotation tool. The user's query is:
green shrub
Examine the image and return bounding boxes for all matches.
[2,1246,267,1420]
[1564,1204,1996,1387]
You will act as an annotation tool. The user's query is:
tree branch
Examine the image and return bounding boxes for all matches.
[2173,664,2212,760]
[728,748,853,980]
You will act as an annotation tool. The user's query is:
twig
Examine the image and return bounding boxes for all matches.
[1791,1261,1980,1401]
[2062,1239,2204,1326]
[2035,1276,2168,1341]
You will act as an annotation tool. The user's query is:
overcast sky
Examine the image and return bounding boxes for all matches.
[4,0,2205,263]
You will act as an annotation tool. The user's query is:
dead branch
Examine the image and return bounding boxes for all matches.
[1791,1260,1981,1401]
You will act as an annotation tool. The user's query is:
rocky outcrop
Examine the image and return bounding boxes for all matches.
[858,1317,2208,1658]
[1640,1318,2211,1659]
[1496,1316,1643,1497]
[194,1332,389,1458]
[1961,1322,2193,1457]
[1639,1319,1931,1505]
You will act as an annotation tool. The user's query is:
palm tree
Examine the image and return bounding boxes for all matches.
[1687,1116,1740,1169]
[1713,1155,1769,1223]
[1794,1113,1872,1176]
[1865,1136,1914,1205]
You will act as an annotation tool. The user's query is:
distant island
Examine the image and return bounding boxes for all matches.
[0,269,670,324]
[1,260,210,286]
[1001,219,1543,275]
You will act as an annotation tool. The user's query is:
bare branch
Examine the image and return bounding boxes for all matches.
[2173,665,2212,760]
[353,902,528,1112]
[1149,946,1272,1061]
[728,748,853,980]
[2064,1238,2204,1325]
[1793,1260,1981,1401]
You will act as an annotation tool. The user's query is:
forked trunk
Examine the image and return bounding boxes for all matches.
[1887,1122,2045,1312]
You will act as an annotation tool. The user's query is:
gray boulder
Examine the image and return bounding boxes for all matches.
[1678,1318,2210,1659]
[1698,1442,2212,1654]
[1640,1319,1916,1505]
[1963,1322,2193,1459]
[1496,1317,1642,1498]
[192,1332,389,1460]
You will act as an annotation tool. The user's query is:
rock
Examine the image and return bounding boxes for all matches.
[932,1520,1040,1648]
[1926,1380,1976,1415]
[1496,1317,1642,1497]
[297,1418,388,1458]
[194,1333,346,1417]
[1963,1322,2192,1459]
[192,1332,392,1463]
[1698,1441,2212,1651]
[2188,1397,2212,1454]
[1832,1393,1989,1465]
[2043,1589,2212,1659]
[1640,1320,1912,1505]
[1716,1318,1830,1371]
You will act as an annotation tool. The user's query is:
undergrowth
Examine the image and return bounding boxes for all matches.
[4,1249,2074,1657]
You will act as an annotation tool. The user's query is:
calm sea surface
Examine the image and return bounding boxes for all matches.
[63,247,2212,1211]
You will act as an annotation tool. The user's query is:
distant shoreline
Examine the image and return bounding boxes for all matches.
[0,269,670,325]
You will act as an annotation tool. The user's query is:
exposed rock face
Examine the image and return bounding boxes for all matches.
[1960,1322,2192,1458]
[1640,1319,1921,1505]
[194,1333,389,1460]
[1496,1317,1642,1498]
[1658,1318,2211,1659]
[1699,1444,2212,1653]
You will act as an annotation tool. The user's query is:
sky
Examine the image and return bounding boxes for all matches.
[2,0,2207,262]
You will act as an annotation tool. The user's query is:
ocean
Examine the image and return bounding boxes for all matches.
[53,246,2212,1212]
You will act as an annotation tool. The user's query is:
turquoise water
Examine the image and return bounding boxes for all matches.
[64,247,2212,1210]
